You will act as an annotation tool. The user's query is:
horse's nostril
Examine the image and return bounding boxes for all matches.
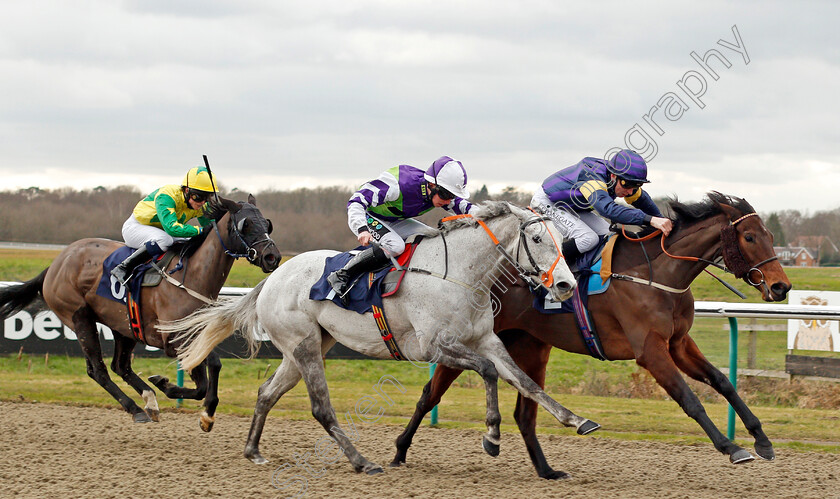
[556,280,572,291]
[770,282,790,299]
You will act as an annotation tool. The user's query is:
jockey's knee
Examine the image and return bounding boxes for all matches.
[575,233,600,253]
[379,236,405,257]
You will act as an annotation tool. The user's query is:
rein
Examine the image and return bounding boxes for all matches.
[153,212,277,305]
[616,212,778,296]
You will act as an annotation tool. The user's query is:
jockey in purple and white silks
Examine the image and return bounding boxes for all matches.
[530,149,673,267]
[328,156,474,299]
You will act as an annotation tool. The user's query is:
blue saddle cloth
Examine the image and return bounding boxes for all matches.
[95,247,152,304]
[533,259,610,314]
[309,250,392,315]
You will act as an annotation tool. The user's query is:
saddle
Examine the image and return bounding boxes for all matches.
[96,245,187,343]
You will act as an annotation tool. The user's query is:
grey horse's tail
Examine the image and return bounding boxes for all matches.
[162,279,267,372]
[0,268,48,319]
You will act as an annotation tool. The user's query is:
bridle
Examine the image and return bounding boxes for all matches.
[211,208,277,265]
[440,209,564,290]
[621,211,778,294]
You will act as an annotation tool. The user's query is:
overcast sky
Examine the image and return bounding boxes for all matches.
[1,0,838,213]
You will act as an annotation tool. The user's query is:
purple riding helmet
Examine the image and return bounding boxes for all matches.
[607,149,650,184]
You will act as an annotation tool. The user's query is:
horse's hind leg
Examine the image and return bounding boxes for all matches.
[671,335,773,460]
[390,365,463,468]
[73,307,150,423]
[111,334,160,422]
[244,358,302,464]
[638,333,753,464]
[292,334,383,475]
[505,333,568,480]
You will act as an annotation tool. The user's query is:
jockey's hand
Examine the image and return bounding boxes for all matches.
[651,217,673,236]
[357,232,372,246]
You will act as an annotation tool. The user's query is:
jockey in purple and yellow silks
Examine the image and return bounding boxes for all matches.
[328,156,474,299]
[530,149,673,267]
[110,166,220,285]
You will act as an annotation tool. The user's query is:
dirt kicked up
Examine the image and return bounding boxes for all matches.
[0,401,837,498]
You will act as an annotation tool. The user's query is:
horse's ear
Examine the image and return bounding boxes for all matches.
[248,193,257,206]
[221,197,241,213]
[718,202,741,222]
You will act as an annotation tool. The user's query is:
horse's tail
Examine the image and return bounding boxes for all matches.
[0,268,49,319]
[165,279,267,372]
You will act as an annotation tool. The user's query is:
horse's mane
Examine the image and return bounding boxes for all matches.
[434,200,517,236]
[668,191,754,225]
[176,197,240,257]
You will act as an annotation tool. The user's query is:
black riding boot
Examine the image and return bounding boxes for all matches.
[327,246,389,300]
[110,246,153,285]
[562,240,582,268]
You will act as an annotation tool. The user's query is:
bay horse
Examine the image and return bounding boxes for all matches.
[0,195,280,430]
[164,201,596,475]
[392,192,792,477]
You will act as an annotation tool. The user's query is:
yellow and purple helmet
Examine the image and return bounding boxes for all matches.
[607,149,649,184]
[182,166,220,193]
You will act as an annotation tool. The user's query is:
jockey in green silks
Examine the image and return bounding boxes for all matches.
[110,166,220,285]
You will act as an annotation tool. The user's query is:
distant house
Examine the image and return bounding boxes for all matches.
[774,246,818,267]
[791,236,839,263]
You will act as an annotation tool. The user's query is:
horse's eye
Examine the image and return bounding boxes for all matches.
[744,233,754,243]
[532,236,542,244]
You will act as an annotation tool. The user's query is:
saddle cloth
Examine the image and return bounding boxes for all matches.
[308,238,422,315]
[95,247,177,304]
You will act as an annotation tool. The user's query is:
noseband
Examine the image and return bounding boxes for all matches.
[719,212,778,289]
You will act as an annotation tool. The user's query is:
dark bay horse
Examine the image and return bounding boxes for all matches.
[0,195,280,430]
[392,192,791,477]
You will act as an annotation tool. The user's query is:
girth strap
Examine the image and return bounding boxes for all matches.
[371,304,405,360]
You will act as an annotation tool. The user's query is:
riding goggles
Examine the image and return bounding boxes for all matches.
[189,190,211,203]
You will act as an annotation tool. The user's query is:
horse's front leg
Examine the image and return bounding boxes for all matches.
[199,351,222,432]
[426,337,503,457]
[671,335,772,460]
[390,364,463,468]
[477,335,600,435]
[638,333,754,464]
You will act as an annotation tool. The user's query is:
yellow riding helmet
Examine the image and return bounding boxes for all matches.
[182,166,220,193]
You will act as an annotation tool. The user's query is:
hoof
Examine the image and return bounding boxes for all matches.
[730,449,756,464]
[577,420,600,435]
[754,443,775,461]
[148,375,168,388]
[389,460,404,468]
[133,412,152,423]
[540,469,571,480]
[246,451,269,465]
[365,466,384,475]
[482,436,500,457]
[200,414,215,433]
[145,409,161,423]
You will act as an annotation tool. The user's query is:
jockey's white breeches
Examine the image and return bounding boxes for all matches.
[368,216,432,257]
[121,215,190,251]
[530,189,610,253]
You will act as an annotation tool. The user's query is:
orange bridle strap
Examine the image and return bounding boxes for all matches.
[439,210,563,287]
[526,207,564,287]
